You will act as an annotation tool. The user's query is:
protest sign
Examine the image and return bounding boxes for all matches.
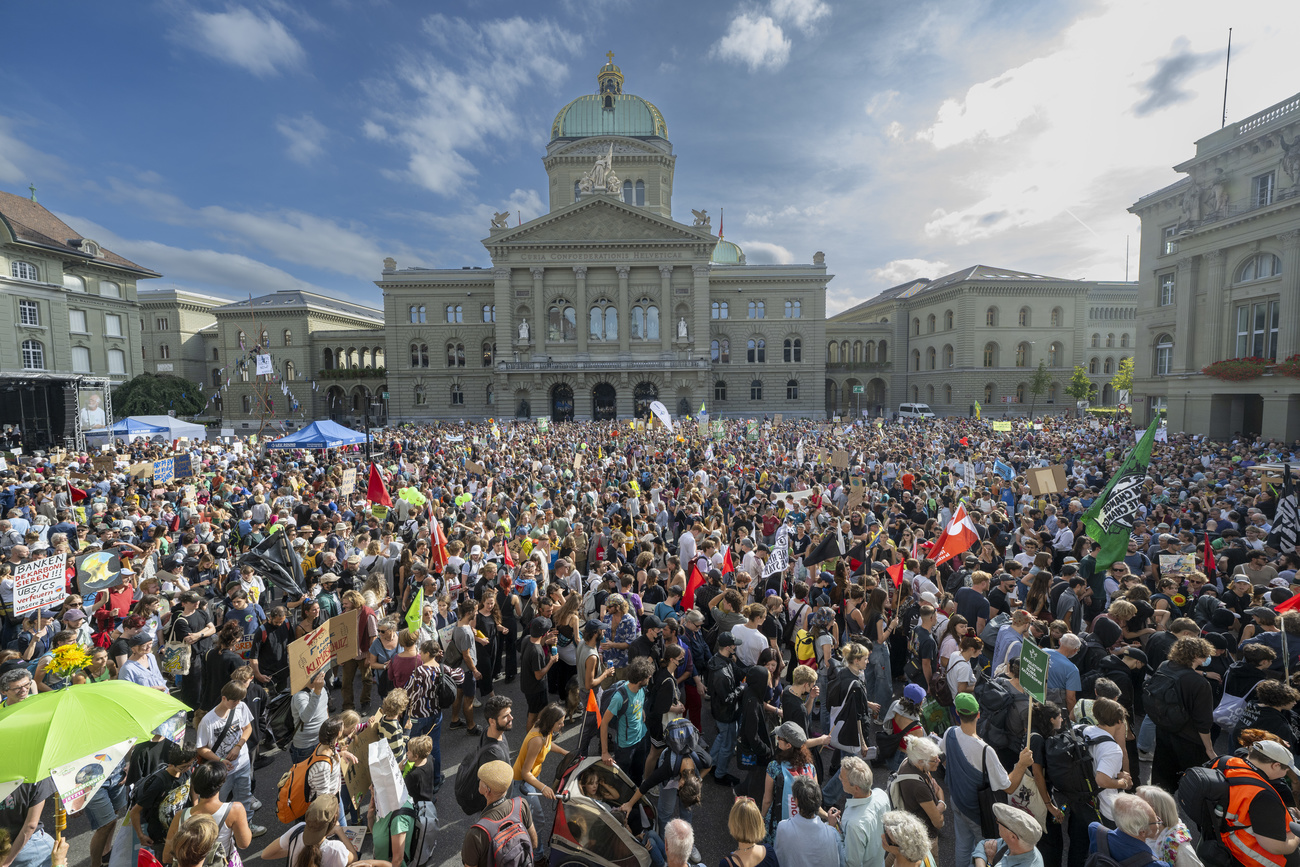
[1020,639,1049,704]
[127,462,154,479]
[1160,553,1197,575]
[14,553,68,616]
[746,420,759,442]
[773,413,783,424]
[991,420,1013,432]
[256,354,273,376]
[153,458,175,484]
[369,738,410,818]
[344,722,382,801]
[831,450,850,469]
[1026,465,1069,496]
[573,453,584,470]
[91,455,116,472]
[75,550,122,595]
[171,453,194,480]
[466,461,487,476]
[288,622,334,692]
[326,610,360,664]
[51,738,135,814]
[339,468,357,496]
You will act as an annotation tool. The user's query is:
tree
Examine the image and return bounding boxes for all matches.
[1065,365,1094,402]
[1028,360,1052,418]
[112,373,206,418]
[1110,356,1134,398]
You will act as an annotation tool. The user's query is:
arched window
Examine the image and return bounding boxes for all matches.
[1089,357,1098,374]
[944,384,952,404]
[635,180,645,206]
[912,318,921,336]
[100,280,120,298]
[748,300,766,319]
[482,342,495,367]
[1015,342,1029,367]
[20,339,44,370]
[712,301,729,320]
[63,274,84,292]
[623,179,633,203]
[747,338,766,363]
[1154,334,1174,375]
[785,300,802,319]
[1091,333,1099,348]
[715,380,727,401]
[283,329,293,346]
[486,383,495,405]
[630,302,659,339]
[827,341,839,363]
[410,343,428,368]
[605,306,618,340]
[212,369,221,387]
[1103,357,1114,375]
[750,379,763,401]
[1048,342,1062,367]
[242,394,251,414]
[926,347,936,369]
[261,329,269,347]
[786,379,799,400]
[926,314,936,333]
[414,385,426,406]
[926,384,935,403]
[547,303,577,341]
[482,305,496,322]
[984,383,994,403]
[1121,333,1129,348]
[409,305,425,323]
[840,340,850,362]
[864,340,875,362]
[712,338,731,363]
[237,330,246,348]
[451,384,464,405]
[1016,383,1026,404]
[360,348,371,368]
[1106,333,1114,348]
[911,385,919,402]
[1050,307,1062,327]
[10,261,37,281]
[986,307,997,327]
[1237,253,1282,283]
[446,343,465,367]
[285,360,296,380]
[445,305,463,323]
[912,349,921,371]
[240,365,249,382]
[983,343,997,368]
[1018,307,1030,327]
[877,340,887,362]
[783,338,802,362]
[853,341,862,362]
[943,345,954,368]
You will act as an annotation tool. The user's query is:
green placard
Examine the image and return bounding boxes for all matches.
[1020,638,1049,703]
[852,385,864,394]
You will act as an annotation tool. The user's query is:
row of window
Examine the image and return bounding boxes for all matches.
[1156,253,1283,307]
[20,301,129,339]
[543,302,659,342]
[413,383,489,406]
[214,360,300,385]
[573,179,647,205]
[1090,333,1130,348]
[21,339,127,374]
[234,329,295,348]
[1090,307,1134,320]
[409,342,500,368]
[709,380,800,401]
[709,300,802,320]
[906,341,1067,370]
[410,305,498,324]
[322,347,385,369]
[911,307,1066,335]
[901,382,1063,406]
[828,340,888,364]
[1087,356,1129,375]
[9,262,124,298]
[709,338,803,363]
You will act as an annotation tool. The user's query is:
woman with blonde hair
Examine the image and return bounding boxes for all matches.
[722,797,778,867]
[881,810,938,867]
[171,815,221,867]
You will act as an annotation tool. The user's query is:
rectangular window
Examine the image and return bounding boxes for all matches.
[107,348,126,375]
[104,313,122,337]
[160,344,171,359]
[1158,273,1174,307]
[1162,225,1177,256]
[18,300,39,326]
[71,346,91,373]
[69,309,87,333]
[1236,300,1280,360]
[1253,172,1276,208]
[156,317,169,331]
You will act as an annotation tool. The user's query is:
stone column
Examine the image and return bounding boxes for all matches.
[574,266,588,355]
[659,265,674,355]
[493,267,513,360]
[1172,257,1196,372]
[616,265,630,353]
[530,267,545,352]
[1276,231,1300,360]
[1203,250,1228,360]
[692,264,711,362]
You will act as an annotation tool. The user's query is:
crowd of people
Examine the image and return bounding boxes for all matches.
[1,411,1299,867]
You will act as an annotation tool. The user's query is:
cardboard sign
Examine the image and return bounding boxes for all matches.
[172,453,194,480]
[75,550,122,595]
[831,450,851,469]
[339,468,357,496]
[773,413,783,424]
[1160,553,1198,575]
[343,718,382,800]
[573,453,584,470]
[327,610,360,665]
[466,461,487,476]
[991,421,1013,432]
[1019,639,1049,704]
[1026,465,1069,496]
[13,553,67,616]
[153,458,175,484]
[50,738,135,814]
[288,622,334,693]
[91,455,116,472]
[127,462,154,479]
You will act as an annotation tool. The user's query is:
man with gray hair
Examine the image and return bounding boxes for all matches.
[838,756,890,867]
[1087,793,1167,867]
[1044,633,1083,713]
[663,819,702,867]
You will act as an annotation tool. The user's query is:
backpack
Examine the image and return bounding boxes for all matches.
[794,629,815,664]
[443,626,464,668]
[1142,662,1191,730]
[598,681,632,731]
[275,749,332,824]
[1083,829,1155,867]
[1044,725,1113,804]
[394,800,439,867]
[473,798,534,867]
[266,690,300,751]
[782,603,808,647]
[887,766,926,811]
[455,740,505,816]
[433,666,458,710]
[179,805,233,867]
[973,675,1028,751]
[980,612,1010,651]
[1178,758,1273,867]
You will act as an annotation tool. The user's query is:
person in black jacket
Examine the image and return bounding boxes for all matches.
[1149,636,1216,790]
[1076,617,1123,697]
[1223,644,1281,698]
[738,664,776,801]
[646,644,685,774]
[706,632,745,786]
[1231,680,1300,748]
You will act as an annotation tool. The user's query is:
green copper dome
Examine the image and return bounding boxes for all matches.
[711,238,745,265]
[550,53,667,141]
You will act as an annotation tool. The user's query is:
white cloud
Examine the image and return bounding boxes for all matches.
[869,258,949,286]
[735,239,794,264]
[742,204,825,228]
[865,90,899,118]
[770,0,829,33]
[276,114,328,165]
[179,6,305,77]
[0,116,64,186]
[364,15,582,196]
[713,13,791,72]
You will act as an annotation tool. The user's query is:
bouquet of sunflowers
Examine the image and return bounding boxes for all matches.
[46,644,91,679]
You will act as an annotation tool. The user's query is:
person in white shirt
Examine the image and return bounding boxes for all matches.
[196,681,263,836]
[257,798,357,867]
[1081,698,1130,822]
[731,604,771,667]
[679,523,698,567]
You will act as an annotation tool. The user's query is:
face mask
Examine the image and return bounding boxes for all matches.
[1203,656,1213,667]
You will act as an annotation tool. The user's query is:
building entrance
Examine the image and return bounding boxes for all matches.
[551,383,575,422]
[592,383,617,420]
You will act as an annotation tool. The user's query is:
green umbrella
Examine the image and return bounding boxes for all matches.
[0,680,189,783]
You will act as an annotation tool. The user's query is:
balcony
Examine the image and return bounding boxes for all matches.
[825,362,892,374]
[498,358,710,371]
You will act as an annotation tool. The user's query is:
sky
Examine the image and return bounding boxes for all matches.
[1,0,1295,314]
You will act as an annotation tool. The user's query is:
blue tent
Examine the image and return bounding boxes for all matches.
[266,420,366,450]
[84,417,168,441]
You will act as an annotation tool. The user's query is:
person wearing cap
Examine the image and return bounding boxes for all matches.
[117,632,168,692]
[462,760,537,867]
[257,797,359,867]
[971,802,1044,867]
[942,692,1034,865]
[1209,738,1300,867]
[628,614,665,666]
[707,631,746,787]
[520,616,558,731]
[762,721,821,836]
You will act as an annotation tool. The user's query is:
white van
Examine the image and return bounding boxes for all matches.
[898,403,936,419]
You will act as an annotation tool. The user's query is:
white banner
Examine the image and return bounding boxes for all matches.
[648,400,674,432]
[51,738,135,814]
[368,738,409,818]
[13,553,67,616]
[256,354,273,376]
[763,524,793,578]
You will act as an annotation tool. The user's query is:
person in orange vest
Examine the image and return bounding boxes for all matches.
[1220,739,1300,866]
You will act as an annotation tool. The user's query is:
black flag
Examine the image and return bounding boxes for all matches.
[239,530,306,599]
[803,526,846,568]
[1269,464,1300,555]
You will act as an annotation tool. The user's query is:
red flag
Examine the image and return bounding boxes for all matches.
[585,686,602,726]
[721,546,735,575]
[68,483,88,503]
[1203,532,1216,578]
[928,503,981,567]
[683,561,706,611]
[431,520,449,572]
[503,540,516,568]
[1275,592,1300,614]
[366,462,392,507]
[909,537,919,562]
[886,560,906,588]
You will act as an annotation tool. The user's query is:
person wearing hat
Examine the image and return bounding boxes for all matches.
[1205,738,1300,867]
[520,617,557,731]
[971,802,1044,867]
[761,722,821,835]
[1236,549,1281,588]
[258,796,358,867]
[943,692,1034,864]
[706,631,746,787]
[628,614,665,665]
[462,760,537,867]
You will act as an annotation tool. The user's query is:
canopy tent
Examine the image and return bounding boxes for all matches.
[84,415,206,442]
[266,419,366,450]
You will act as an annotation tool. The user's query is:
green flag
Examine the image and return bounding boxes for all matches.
[405,587,423,636]
[1081,413,1162,571]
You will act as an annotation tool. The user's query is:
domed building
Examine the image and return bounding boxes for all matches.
[379,54,832,422]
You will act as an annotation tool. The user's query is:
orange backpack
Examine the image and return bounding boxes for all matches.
[276,750,332,824]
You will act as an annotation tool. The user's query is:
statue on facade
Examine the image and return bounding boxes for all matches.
[1180,181,1202,223]
[518,319,530,341]
[691,209,711,229]
[1210,169,1229,214]
[491,211,511,229]
[383,257,396,271]
[813,251,825,265]
[1281,132,1300,185]
[677,317,688,339]
[578,144,620,195]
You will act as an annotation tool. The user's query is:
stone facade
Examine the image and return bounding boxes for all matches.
[1130,91,1300,440]
[137,288,225,385]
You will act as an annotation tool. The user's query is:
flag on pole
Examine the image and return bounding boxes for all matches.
[802,527,845,568]
[886,560,906,588]
[366,462,392,507]
[993,459,1015,481]
[1203,532,1216,578]
[405,587,424,636]
[683,561,706,610]
[928,503,981,567]
[974,400,981,420]
[721,546,735,575]
[431,520,449,572]
[796,439,805,466]
[67,481,88,504]
[503,540,516,568]
[1081,413,1161,572]
[1268,464,1299,555]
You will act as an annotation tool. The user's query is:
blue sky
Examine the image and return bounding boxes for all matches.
[1,0,1293,313]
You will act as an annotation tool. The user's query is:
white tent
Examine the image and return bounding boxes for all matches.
[85,415,207,443]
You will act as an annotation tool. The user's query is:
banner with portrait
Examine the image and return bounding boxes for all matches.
[78,387,109,431]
